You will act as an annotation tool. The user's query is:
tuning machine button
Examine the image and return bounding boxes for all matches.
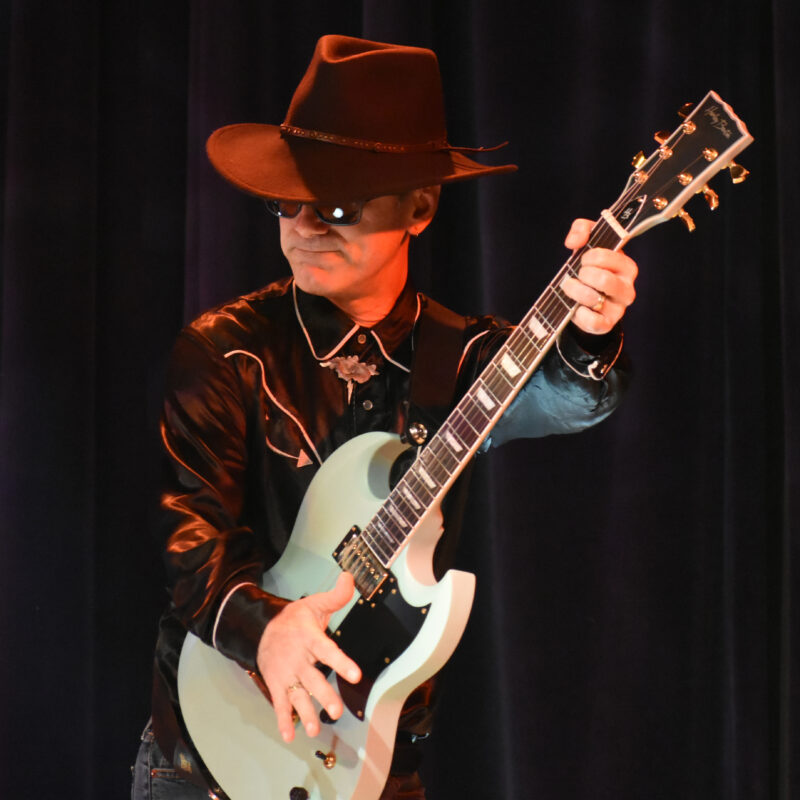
[677,209,696,232]
[653,130,671,144]
[700,184,720,210]
[631,150,646,168]
[728,160,750,184]
[677,102,694,119]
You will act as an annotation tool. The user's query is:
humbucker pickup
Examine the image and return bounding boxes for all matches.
[333,526,390,601]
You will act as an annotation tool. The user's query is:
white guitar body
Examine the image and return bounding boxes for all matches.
[178,431,476,800]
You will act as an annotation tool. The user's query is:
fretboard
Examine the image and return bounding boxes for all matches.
[357,221,626,568]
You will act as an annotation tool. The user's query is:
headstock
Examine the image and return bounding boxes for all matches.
[604,91,753,243]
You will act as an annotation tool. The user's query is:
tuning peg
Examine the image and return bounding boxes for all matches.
[677,102,694,119]
[677,208,696,232]
[700,184,720,210]
[653,130,671,144]
[631,150,646,168]
[728,160,750,184]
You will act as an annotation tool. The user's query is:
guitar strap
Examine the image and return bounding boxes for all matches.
[406,295,467,441]
[406,295,473,580]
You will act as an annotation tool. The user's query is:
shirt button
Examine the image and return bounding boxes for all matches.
[362,399,374,411]
[357,333,367,344]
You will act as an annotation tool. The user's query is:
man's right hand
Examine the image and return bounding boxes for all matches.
[256,571,362,742]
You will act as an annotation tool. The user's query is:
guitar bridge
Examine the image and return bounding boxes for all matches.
[333,526,389,601]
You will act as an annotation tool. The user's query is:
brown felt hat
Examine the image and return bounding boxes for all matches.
[206,34,517,203]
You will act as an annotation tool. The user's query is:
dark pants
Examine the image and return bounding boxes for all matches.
[131,723,426,800]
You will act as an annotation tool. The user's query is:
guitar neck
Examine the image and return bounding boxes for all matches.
[360,218,626,568]
[355,88,753,571]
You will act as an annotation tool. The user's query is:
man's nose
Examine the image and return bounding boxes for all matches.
[294,205,330,236]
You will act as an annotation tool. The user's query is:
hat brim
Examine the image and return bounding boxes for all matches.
[206,123,517,203]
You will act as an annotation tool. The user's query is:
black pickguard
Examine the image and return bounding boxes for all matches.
[329,575,430,720]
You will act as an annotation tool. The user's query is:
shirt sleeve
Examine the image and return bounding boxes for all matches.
[158,327,287,672]
[460,320,630,448]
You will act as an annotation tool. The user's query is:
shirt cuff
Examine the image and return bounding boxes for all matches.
[556,322,624,381]
[212,582,290,672]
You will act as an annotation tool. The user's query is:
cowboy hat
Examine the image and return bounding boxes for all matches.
[206,34,517,203]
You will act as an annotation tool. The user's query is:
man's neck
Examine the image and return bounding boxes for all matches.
[330,269,408,328]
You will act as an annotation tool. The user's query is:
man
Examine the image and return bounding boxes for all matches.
[132,34,637,800]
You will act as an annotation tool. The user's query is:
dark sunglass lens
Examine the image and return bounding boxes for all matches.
[265,199,302,218]
[316,201,362,225]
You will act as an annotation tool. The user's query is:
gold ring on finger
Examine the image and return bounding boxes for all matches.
[591,293,606,312]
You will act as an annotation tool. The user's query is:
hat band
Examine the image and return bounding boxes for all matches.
[280,123,449,154]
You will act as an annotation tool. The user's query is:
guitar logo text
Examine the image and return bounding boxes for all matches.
[704,105,733,140]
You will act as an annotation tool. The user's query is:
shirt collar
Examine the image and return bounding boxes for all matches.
[292,279,421,363]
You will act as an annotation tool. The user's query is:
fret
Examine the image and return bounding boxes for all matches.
[421,441,456,483]
[386,499,412,529]
[499,350,523,380]
[390,491,421,528]
[484,359,516,399]
[508,327,542,368]
[524,312,551,342]
[374,508,404,547]
[472,384,497,415]
[404,469,436,502]
[458,394,497,432]
[549,283,572,311]
[399,482,422,511]
[430,434,461,471]
[451,406,481,442]
[362,524,393,563]
[415,463,438,491]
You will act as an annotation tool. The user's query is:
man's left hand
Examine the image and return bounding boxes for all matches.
[560,218,638,335]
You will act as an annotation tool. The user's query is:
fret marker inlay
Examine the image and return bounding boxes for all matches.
[476,387,496,409]
[444,431,463,452]
[500,352,521,378]
[528,316,549,339]
[418,466,436,489]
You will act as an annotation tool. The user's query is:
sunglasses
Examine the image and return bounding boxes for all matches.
[264,199,364,226]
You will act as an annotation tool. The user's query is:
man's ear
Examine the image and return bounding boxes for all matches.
[408,185,441,235]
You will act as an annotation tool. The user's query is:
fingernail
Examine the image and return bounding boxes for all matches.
[327,705,339,718]
[282,730,292,743]
[306,722,316,736]
[349,669,360,682]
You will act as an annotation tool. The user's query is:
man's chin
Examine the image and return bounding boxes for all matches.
[291,266,342,300]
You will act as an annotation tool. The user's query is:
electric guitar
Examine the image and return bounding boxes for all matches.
[178,91,753,800]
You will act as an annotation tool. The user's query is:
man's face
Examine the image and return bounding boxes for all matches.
[278,193,420,311]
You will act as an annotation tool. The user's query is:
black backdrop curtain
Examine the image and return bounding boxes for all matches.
[1,1,797,797]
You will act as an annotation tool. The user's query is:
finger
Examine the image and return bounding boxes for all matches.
[580,247,638,280]
[571,304,619,335]
[574,265,636,308]
[287,683,321,738]
[560,275,611,311]
[298,666,346,722]
[311,633,362,685]
[564,218,595,250]
[311,571,356,618]
[270,684,299,743]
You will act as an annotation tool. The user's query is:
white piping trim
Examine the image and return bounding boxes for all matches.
[367,292,421,373]
[212,581,259,650]
[456,328,494,375]
[264,434,301,462]
[224,349,323,465]
[292,280,360,361]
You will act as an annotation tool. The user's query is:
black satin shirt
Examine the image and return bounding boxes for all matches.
[151,276,628,779]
